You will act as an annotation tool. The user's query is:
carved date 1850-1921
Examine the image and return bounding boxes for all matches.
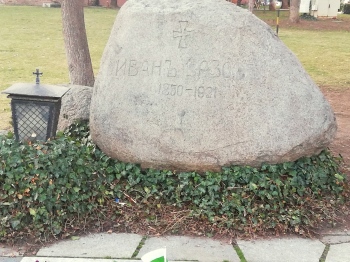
[158,83,217,99]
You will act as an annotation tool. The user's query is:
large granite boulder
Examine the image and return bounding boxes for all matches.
[90,0,336,172]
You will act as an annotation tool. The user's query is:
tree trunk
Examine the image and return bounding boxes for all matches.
[248,0,255,11]
[269,0,276,10]
[281,0,289,9]
[61,0,95,87]
[237,0,242,6]
[289,0,301,23]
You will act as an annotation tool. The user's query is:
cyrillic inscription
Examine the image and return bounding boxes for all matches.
[116,59,177,77]
[115,59,246,80]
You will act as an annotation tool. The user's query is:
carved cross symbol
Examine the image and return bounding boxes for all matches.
[33,68,43,84]
[173,21,192,48]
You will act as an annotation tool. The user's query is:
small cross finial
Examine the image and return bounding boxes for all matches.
[33,69,43,84]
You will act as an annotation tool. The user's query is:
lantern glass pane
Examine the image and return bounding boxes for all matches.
[13,102,50,141]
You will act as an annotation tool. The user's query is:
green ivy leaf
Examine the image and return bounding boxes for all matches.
[71,236,80,240]
[335,173,344,181]
[29,208,36,216]
[10,220,20,229]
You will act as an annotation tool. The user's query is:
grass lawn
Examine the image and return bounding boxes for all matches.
[0,6,349,130]
[0,6,117,130]
[280,30,350,87]
[255,11,350,88]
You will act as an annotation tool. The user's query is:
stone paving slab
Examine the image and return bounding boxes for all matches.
[237,238,325,262]
[325,243,350,262]
[20,258,192,262]
[138,236,239,262]
[21,258,139,262]
[36,233,142,258]
[0,246,21,257]
[0,258,22,262]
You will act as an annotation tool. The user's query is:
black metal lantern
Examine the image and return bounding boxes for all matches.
[1,69,69,142]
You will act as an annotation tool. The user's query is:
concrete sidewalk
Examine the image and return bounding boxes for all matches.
[1,230,350,262]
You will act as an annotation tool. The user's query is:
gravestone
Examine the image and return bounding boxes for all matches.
[90,0,337,172]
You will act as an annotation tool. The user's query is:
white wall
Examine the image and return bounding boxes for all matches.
[310,0,340,17]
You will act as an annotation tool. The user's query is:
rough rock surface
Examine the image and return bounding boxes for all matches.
[58,85,92,131]
[0,130,8,136]
[90,0,336,172]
